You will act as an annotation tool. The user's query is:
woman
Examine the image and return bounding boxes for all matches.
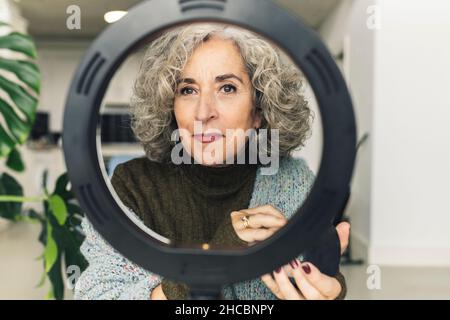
[75,23,350,300]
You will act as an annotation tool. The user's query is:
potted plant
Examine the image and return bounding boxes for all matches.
[0,21,86,300]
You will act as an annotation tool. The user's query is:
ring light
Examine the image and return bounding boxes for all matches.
[63,0,356,298]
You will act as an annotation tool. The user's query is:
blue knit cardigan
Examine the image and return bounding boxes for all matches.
[74,156,319,300]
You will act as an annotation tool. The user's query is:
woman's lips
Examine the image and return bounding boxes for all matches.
[193,133,223,143]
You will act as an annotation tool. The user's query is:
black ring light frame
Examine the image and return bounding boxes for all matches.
[63,0,356,299]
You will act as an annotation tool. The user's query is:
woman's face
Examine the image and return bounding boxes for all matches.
[173,36,261,166]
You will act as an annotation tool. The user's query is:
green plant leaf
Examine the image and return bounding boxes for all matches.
[37,219,46,250]
[0,29,39,161]
[44,221,58,273]
[0,22,10,27]
[45,289,54,300]
[64,230,88,274]
[44,216,65,300]
[0,98,30,145]
[26,208,44,223]
[6,148,25,172]
[0,172,23,220]
[0,32,37,58]
[46,255,64,300]
[0,74,37,125]
[0,123,15,158]
[42,169,49,196]
[66,204,80,219]
[48,195,67,226]
[0,57,40,93]
[53,172,72,200]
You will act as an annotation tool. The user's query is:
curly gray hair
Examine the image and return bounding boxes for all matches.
[130,23,314,163]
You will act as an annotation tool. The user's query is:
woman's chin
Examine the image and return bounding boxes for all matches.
[192,155,226,166]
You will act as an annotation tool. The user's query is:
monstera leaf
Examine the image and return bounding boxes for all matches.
[0,23,85,300]
[0,171,23,221]
[0,23,40,172]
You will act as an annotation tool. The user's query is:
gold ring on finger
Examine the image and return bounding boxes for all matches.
[241,215,250,229]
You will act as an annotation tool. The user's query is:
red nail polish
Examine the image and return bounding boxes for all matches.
[275,267,281,273]
[302,263,311,274]
[289,259,298,269]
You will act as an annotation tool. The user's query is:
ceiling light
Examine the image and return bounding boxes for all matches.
[104,11,127,24]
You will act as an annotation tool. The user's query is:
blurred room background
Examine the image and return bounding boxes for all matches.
[0,0,449,299]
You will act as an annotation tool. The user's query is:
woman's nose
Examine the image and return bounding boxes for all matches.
[195,92,218,122]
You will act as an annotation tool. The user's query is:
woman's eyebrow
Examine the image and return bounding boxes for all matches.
[177,74,244,85]
[215,73,244,84]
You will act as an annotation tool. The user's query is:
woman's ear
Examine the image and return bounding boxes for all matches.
[253,107,262,129]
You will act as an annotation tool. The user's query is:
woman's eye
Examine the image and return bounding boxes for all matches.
[180,87,195,95]
[221,84,237,94]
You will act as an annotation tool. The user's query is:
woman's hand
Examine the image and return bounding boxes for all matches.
[230,205,287,244]
[150,284,167,300]
[261,222,350,300]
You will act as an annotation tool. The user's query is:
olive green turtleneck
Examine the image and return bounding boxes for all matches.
[111,154,258,299]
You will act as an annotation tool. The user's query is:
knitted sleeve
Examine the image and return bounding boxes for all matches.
[222,157,347,300]
[334,271,347,300]
[73,217,162,300]
[291,158,347,300]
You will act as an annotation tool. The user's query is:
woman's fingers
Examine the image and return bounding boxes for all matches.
[250,214,286,229]
[336,222,351,255]
[230,206,287,243]
[283,263,294,278]
[288,261,326,300]
[240,204,285,219]
[261,274,285,300]
[230,211,249,231]
[232,212,286,230]
[271,267,304,300]
[239,227,276,242]
[295,261,341,299]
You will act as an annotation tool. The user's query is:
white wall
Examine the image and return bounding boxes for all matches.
[319,0,354,57]
[343,0,376,260]
[319,0,450,266]
[0,0,27,33]
[370,0,450,266]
